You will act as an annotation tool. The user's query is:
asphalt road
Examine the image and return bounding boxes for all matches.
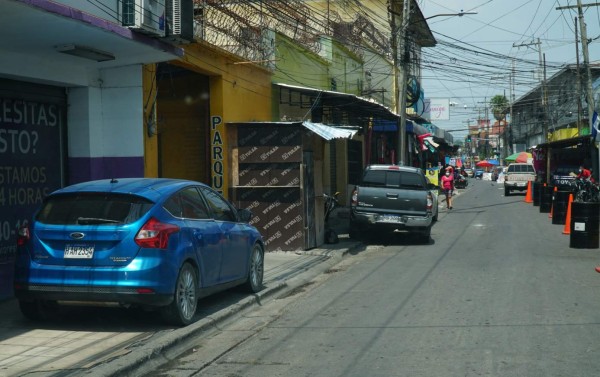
[149,178,600,377]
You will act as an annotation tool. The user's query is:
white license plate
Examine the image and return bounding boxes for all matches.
[64,244,95,259]
[516,182,527,186]
[379,215,404,223]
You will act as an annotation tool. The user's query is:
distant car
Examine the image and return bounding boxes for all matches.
[463,168,474,178]
[474,169,484,179]
[14,178,265,326]
[492,166,506,181]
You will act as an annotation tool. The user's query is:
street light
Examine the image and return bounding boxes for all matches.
[425,11,478,20]
[394,8,477,166]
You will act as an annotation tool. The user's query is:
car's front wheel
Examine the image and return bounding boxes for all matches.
[243,243,264,293]
[161,262,198,326]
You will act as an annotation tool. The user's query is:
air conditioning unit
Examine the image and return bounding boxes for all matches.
[164,0,194,43]
[122,0,166,37]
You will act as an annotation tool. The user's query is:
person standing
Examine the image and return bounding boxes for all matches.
[441,168,454,209]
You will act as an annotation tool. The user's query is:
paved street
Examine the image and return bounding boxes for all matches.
[2,179,600,376]
[150,179,600,377]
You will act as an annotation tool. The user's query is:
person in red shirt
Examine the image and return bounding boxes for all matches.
[441,168,454,209]
[576,165,594,182]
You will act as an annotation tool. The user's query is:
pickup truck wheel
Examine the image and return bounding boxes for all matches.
[418,227,431,244]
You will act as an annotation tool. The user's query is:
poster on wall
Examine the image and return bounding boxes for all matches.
[0,96,64,300]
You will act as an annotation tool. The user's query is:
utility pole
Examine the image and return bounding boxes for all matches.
[557,1,599,178]
[575,17,582,132]
[396,0,411,166]
[513,38,546,144]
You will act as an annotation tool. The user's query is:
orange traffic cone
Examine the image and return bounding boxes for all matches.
[562,193,573,235]
[525,181,533,203]
[549,186,557,218]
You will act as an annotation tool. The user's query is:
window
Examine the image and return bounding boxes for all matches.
[37,193,153,225]
[200,187,236,222]
[179,187,210,220]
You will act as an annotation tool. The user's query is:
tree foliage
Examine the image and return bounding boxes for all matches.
[490,94,509,121]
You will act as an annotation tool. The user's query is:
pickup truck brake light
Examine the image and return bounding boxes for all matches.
[426,192,433,212]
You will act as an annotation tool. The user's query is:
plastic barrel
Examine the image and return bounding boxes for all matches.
[551,191,571,225]
[533,182,542,206]
[539,186,553,213]
[569,202,600,249]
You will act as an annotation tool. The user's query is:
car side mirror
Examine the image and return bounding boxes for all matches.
[237,208,253,223]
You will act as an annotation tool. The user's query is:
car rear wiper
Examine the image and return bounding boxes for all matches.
[76,217,121,225]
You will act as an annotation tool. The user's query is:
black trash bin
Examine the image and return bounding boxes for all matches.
[551,190,572,225]
[539,185,553,213]
[570,202,600,249]
[533,182,542,206]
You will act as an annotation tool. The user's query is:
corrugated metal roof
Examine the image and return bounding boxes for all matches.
[302,121,358,140]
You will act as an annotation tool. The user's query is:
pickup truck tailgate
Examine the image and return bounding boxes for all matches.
[355,186,428,216]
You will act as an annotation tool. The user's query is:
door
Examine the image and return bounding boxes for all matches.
[174,187,222,286]
[199,187,248,282]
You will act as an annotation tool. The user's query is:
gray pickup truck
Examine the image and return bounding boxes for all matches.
[349,165,438,243]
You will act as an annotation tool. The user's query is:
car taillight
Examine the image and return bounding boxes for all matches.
[135,218,180,249]
[351,188,358,206]
[426,193,433,211]
[17,223,30,246]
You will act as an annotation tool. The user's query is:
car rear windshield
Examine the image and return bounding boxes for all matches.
[362,170,425,190]
[507,164,535,173]
[36,193,154,225]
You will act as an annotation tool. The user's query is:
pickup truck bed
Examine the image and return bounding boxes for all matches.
[349,165,438,243]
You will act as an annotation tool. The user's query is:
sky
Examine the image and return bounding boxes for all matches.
[417,0,600,139]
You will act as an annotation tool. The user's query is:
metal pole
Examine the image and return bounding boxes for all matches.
[577,0,595,132]
[397,0,410,166]
[575,17,582,132]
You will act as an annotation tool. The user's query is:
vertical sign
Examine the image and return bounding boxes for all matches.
[0,97,64,299]
[211,115,224,194]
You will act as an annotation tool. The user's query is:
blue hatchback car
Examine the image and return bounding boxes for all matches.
[14,178,265,326]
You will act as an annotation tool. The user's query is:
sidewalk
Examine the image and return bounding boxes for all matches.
[0,215,360,377]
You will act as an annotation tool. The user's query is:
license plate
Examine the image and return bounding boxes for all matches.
[379,215,404,223]
[64,244,95,259]
[516,182,527,186]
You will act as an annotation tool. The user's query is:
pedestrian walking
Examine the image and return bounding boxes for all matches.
[441,167,454,209]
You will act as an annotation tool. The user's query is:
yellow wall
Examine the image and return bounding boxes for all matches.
[144,42,272,198]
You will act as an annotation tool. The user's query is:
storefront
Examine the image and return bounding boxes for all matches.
[534,135,598,184]
[228,121,358,251]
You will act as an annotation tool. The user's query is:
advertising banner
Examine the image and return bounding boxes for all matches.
[0,96,64,300]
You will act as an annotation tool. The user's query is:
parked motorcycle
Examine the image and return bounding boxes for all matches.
[323,192,340,244]
[455,176,468,189]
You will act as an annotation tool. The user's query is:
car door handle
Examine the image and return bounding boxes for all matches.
[386,193,399,199]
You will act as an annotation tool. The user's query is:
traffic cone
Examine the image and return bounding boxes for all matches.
[525,181,533,203]
[562,193,573,235]
[549,186,557,218]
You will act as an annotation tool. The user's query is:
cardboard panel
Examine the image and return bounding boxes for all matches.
[238,145,303,164]
[238,126,302,147]
[232,187,304,251]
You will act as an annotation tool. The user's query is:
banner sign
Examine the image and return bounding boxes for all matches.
[0,97,64,299]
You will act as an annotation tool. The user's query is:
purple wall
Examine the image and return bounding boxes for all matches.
[68,156,145,184]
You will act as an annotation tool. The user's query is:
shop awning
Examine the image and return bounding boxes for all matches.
[302,121,359,140]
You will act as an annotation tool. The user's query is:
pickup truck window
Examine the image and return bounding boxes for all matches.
[507,164,535,173]
[362,170,425,190]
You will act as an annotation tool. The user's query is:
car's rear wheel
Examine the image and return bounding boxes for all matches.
[161,262,198,326]
[243,244,264,293]
[19,299,59,321]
